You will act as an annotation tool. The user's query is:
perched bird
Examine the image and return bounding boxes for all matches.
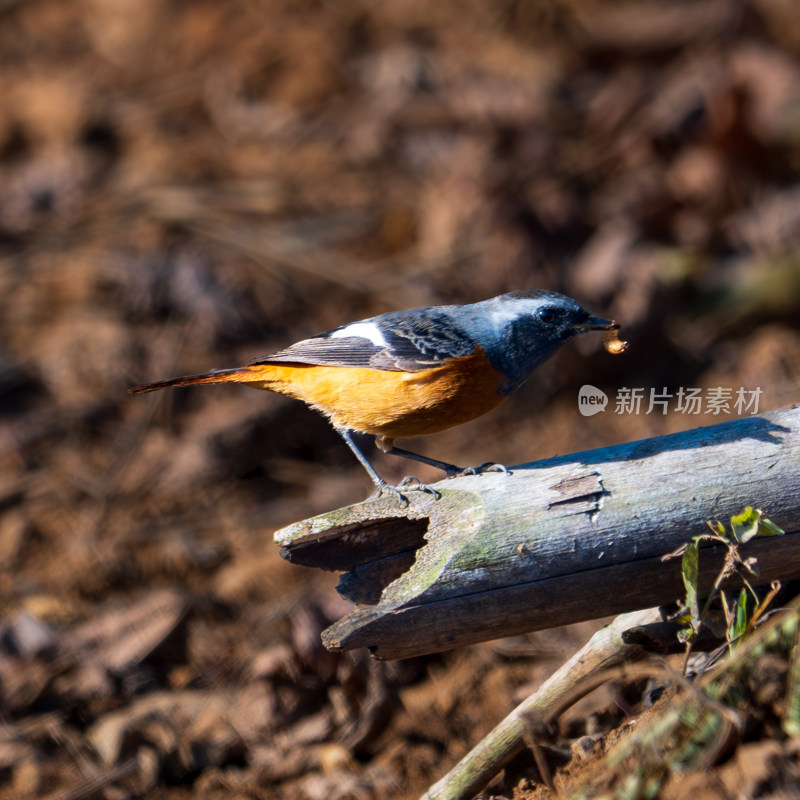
[130,290,621,499]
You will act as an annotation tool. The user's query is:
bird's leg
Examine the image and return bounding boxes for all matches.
[381,445,462,476]
[377,438,511,479]
[336,428,387,487]
[334,428,439,503]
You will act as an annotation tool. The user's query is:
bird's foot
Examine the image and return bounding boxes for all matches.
[398,475,442,498]
[447,462,511,478]
[368,476,441,505]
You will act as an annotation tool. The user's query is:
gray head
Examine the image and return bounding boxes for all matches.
[462,290,616,394]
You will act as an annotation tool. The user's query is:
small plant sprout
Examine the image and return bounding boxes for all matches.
[663,506,785,672]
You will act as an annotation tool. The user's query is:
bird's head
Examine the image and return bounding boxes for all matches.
[467,290,618,393]
[498,289,615,340]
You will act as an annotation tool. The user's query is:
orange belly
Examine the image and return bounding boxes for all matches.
[245,348,507,440]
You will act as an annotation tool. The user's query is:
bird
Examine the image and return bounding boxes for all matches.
[129,290,622,500]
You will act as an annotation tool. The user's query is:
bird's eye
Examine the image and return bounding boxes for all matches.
[538,308,557,324]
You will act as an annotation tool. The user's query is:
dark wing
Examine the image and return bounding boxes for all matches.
[248,336,385,369]
[248,307,477,372]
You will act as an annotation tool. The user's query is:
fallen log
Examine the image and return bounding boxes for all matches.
[275,405,800,659]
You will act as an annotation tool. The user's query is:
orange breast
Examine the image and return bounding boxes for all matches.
[245,348,507,440]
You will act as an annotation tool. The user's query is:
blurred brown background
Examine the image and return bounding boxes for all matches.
[1,1,799,798]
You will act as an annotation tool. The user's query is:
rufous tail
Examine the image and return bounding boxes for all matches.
[128,367,262,394]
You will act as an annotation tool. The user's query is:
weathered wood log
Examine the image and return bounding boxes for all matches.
[275,405,800,659]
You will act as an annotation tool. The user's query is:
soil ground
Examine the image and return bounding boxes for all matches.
[1,2,799,798]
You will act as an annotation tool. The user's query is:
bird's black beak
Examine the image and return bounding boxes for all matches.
[573,314,617,333]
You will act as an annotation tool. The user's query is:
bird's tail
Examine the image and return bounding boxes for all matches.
[128,367,264,394]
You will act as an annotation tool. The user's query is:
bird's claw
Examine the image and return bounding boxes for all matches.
[398,475,441,498]
[368,476,441,505]
[448,462,511,478]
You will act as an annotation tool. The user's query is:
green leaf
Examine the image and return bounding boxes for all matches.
[757,516,785,537]
[681,540,700,629]
[730,507,785,543]
[708,520,727,538]
[671,609,693,626]
[729,588,748,645]
[730,506,761,544]
[677,627,696,644]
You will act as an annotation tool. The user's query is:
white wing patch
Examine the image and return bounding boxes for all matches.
[330,321,387,347]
